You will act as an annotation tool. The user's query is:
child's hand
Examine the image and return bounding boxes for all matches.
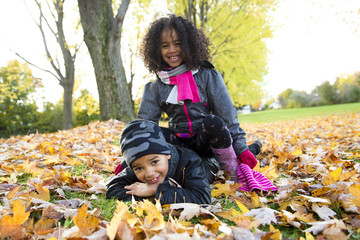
[124,182,159,197]
[237,149,258,169]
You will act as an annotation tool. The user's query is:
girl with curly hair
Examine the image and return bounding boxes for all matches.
[116,14,262,183]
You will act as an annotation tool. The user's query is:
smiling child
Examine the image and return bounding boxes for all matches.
[106,119,220,204]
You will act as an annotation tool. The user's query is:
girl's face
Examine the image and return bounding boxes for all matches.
[160,28,183,68]
[131,154,170,185]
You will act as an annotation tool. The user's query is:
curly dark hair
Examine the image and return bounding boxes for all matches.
[141,14,211,73]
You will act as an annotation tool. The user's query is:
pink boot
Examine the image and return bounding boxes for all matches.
[211,146,238,181]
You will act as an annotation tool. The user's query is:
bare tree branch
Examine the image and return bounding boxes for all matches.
[33,0,65,86]
[34,0,57,38]
[14,52,61,82]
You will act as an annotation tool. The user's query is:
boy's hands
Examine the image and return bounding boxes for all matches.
[124,182,159,197]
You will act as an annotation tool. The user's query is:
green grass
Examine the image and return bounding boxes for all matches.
[238,102,360,123]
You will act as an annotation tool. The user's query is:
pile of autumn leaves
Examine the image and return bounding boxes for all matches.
[0,113,359,239]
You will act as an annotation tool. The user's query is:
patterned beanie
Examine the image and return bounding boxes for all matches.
[120,119,171,167]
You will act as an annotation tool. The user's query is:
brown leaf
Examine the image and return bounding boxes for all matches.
[42,206,64,220]
[34,218,56,235]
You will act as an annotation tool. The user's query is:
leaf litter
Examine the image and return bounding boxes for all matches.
[0,113,359,239]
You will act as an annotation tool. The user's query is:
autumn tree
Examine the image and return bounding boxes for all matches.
[286,91,309,108]
[77,0,135,122]
[74,89,100,126]
[169,0,276,107]
[18,0,81,130]
[277,88,293,108]
[0,60,41,138]
[314,81,336,105]
[334,73,360,103]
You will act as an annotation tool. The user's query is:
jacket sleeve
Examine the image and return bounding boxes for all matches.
[155,155,212,205]
[137,81,163,123]
[206,69,248,156]
[106,168,145,202]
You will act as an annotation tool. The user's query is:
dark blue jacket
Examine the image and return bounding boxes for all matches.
[106,144,219,205]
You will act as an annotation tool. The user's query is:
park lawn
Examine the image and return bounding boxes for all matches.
[238,102,360,123]
[0,108,360,239]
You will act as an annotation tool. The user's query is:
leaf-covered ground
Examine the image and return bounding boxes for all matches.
[0,113,359,239]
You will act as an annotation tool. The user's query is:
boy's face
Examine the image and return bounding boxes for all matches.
[160,28,183,68]
[131,154,170,185]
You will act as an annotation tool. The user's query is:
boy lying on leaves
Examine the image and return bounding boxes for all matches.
[106,119,220,204]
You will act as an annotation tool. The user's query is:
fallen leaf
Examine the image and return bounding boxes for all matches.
[107,201,130,240]
[29,183,50,201]
[200,218,220,234]
[235,199,249,214]
[0,199,30,239]
[244,207,279,226]
[72,203,99,236]
[233,215,259,229]
[312,204,336,221]
[34,218,56,235]
[211,183,242,198]
[6,185,22,199]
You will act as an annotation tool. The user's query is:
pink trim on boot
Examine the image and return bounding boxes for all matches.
[211,146,238,181]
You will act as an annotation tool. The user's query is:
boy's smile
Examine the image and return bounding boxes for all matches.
[131,154,170,185]
[160,28,183,68]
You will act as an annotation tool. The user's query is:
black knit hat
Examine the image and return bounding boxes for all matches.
[120,119,171,167]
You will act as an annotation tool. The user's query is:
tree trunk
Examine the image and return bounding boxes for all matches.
[55,0,75,129]
[78,0,134,122]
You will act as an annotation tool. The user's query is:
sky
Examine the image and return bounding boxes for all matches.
[1,0,360,105]
[264,0,360,99]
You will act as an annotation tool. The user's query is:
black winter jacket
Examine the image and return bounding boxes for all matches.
[106,144,219,205]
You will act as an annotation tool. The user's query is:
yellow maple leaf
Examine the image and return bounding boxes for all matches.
[290,148,303,157]
[330,167,342,181]
[72,203,100,236]
[211,183,242,198]
[349,184,360,207]
[250,192,261,208]
[141,200,165,231]
[217,210,234,221]
[259,165,279,180]
[42,156,59,166]
[235,200,249,214]
[339,169,358,181]
[0,199,30,239]
[269,224,282,240]
[311,187,332,197]
[29,183,50,201]
[7,185,22,199]
[323,167,342,186]
[233,215,258,229]
[22,160,42,177]
[107,201,130,240]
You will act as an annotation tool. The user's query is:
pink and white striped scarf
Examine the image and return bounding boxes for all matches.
[158,64,200,105]
[237,163,278,192]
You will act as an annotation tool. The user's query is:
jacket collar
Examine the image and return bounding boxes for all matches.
[167,144,179,178]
